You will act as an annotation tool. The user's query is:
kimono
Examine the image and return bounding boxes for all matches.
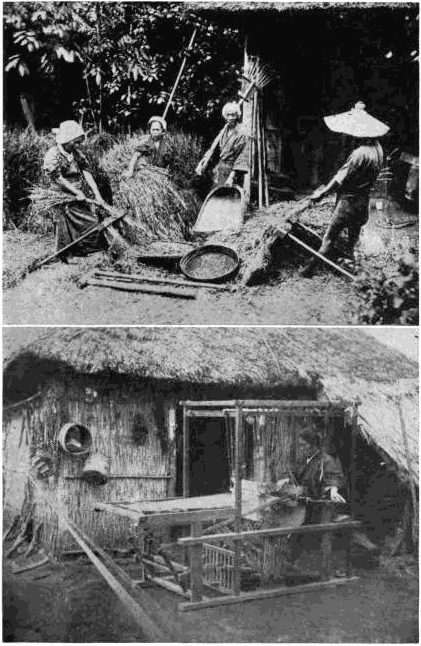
[206,123,249,185]
[297,450,345,500]
[134,134,175,170]
[328,141,384,246]
[43,146,107,256]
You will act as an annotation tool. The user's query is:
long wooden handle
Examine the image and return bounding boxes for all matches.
[34,200,124,269]
[286,232,356,280]
[195,124,229,174]
[162,28,198,121]
[94,269,229,291]
[88,278,197,299]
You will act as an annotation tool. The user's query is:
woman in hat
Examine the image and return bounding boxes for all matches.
[124,116,175,178]
[43,120,109,260]
[195,101,249,186]
[301,102,389,277]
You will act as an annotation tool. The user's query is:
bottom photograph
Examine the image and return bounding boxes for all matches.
[3,326,418,643]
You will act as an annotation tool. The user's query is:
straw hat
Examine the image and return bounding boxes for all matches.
[324,101,389,138]
[148,116,167,131]
[52,120,85,144]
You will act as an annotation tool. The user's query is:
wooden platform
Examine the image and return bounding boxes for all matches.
[95,488,279,528]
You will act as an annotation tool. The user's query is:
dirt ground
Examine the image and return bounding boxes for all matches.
[3,200,417,326]
[3,553,418,643]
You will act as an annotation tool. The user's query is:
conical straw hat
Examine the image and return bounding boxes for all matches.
[324,101,389,138]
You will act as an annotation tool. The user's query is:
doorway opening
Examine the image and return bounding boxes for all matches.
[188,418,231,497]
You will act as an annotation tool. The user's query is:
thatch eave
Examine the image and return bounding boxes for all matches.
[3,328,418,484]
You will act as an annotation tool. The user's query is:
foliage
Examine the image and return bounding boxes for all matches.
[4,2,243,133]
[353,244,419,325]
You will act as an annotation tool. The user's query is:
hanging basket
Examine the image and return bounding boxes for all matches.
[82,453,109,486]
[58,423,92,456]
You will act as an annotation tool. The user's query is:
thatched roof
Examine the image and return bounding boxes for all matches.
[3,328,418,483]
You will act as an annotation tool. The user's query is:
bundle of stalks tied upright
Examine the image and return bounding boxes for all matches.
[100,137,201,244]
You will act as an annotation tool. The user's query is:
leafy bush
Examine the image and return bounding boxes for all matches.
[353,245,419,325]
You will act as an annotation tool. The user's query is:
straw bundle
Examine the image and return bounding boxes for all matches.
[29,186,129,256]
[100,138,200,243]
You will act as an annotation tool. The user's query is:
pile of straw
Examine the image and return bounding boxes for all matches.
[3,231,55,290]
[100,137,201,243]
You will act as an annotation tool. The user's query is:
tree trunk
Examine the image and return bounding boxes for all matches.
[20,94,36,132]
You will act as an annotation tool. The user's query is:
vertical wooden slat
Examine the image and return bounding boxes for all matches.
[182,406,189,498]
[320,504,333,581]
[345,527,353,577]
[350,404,359,512]
[190,521,203,602]
[242,37,252,204]
[234,403,243,595]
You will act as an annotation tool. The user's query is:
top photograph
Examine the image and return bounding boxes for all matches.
[3,1,418,326]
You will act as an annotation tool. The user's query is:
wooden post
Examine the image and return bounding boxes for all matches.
[234,403,243,595]
[350,404,359,513]
[242,38,252,204]
[319,504,334,581]
[190,521,203,602]
[256,99,264,209]
[397,399,418,549]
[182,407,189,497]
[345,527,353,577]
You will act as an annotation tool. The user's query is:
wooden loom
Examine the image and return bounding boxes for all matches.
[95,399,361,611]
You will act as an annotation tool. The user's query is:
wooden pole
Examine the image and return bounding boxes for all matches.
[286,232,356,280]
[256,99,264,209]
[92,270,229,291]
[243,37,252,203]
[88,278,197,300]
[162,28,197,121]
[397,399,418,548]
[350,404,359,512]
[234,403,243,595]
[189,521,204,602]
[260,98,269,207]
[182,406,189,498]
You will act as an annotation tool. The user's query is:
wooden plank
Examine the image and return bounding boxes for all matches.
[148,575,191,599]
[94,503,143,522]
[88,278,197,299]
[179,577,359,612]
[145,508,234,528]
[94,270,229,291]
[234,403,243,595]
[179,400,350,409]
[190,522,204,602]
[186,410,228,418]
[319,505,334,581]
[65,474,171,480]
[178,520,362,546]
[182,407,189,497]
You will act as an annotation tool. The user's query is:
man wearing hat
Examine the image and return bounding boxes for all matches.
[195,101,249,186]
[124,116,175,178]
[301,102,389,277]
[43,120,109,260]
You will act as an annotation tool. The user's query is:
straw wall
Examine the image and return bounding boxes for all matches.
[3,411,31,524]
[3,377,178,553]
